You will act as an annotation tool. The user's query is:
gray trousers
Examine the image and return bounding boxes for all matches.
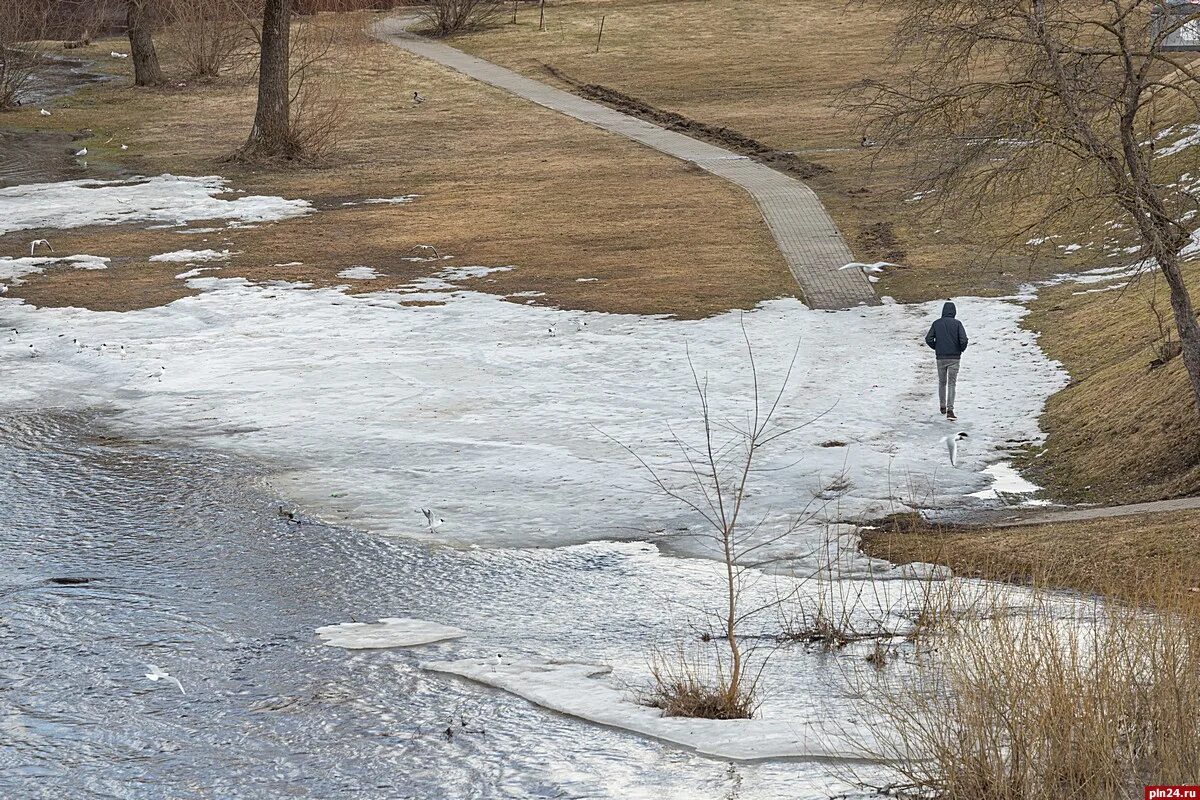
[937,359,960,410]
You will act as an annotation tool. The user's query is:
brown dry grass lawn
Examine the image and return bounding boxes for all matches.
[862,510,1200,608]
[0,12,790,316]
[455,0,1091,302]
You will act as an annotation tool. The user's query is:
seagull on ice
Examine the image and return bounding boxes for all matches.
[74,147,88,158]
[144,664,185,695]
[942,431,969,466]
[39,108,51,117]
[29,239,53,256]
[421,508,445,533]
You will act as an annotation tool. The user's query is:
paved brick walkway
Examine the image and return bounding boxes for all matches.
[376,18,878,310]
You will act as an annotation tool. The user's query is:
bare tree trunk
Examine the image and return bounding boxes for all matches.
[126,0,165,87]
[244,0,299,159]
[1158,252,1200,406]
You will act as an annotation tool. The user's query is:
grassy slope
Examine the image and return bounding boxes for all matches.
[459,0,1200,505]
[0,13,792,318]
[862,510,1200,608]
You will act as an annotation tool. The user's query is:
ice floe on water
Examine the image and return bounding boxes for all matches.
[316,617,465,649]
[423,657,876,762]
[0,175,311,236]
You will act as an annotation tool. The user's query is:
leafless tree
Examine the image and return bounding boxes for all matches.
[0,2,51,110]
[617,333,825,717]
[163,0,260,80]
[859,0,1200,410]
[126,0,166,86]
[420,0,500,37]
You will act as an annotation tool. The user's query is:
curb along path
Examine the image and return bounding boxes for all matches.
[376,17,878,310]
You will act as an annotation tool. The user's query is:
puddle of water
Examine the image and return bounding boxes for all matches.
[0,130,85,188]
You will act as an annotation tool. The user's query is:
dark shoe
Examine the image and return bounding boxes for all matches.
[939,406,947,415]
[946,408,957,421]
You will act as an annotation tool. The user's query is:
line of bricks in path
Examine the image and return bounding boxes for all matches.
[379,21,878,310]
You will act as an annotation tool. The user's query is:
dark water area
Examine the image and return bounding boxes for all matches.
[0,412,826,798]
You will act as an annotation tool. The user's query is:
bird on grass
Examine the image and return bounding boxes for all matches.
[860,135,878,148]
[110,51,129,59]
[29,239,53,256]
[144,664,185,695]
[278,506,301,525]
[39,108,51,117]
[409,244,439,259]
[74,147,88,158]
[413,91,425,105]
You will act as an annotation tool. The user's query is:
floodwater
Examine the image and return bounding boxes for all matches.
[0,411,884,799]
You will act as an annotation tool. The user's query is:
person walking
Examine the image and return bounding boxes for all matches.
[925,301,968,421]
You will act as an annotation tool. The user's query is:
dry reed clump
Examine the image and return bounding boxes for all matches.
[643,646,756,721]
[867,588,1200,799]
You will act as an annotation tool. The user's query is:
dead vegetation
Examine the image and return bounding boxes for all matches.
[865,588,1200,799]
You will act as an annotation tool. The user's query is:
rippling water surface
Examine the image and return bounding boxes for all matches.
[0,411,879,799]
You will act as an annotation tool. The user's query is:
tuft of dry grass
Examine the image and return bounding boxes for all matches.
[643,646,756,720]
[866,589,1200,799]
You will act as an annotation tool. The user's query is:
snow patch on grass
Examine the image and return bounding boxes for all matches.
[0,175,311,236]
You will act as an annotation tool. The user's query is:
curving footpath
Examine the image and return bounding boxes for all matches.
[982,494,1200,528]
[375,17,878,310]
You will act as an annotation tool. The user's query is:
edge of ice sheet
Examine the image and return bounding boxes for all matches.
[316,617,466,649]
[423,657,878,762]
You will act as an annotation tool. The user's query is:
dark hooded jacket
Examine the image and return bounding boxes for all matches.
[925,302,969,360]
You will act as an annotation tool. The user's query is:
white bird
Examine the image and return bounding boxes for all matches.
[74,147,88,157]
[547,326,556,336]
[28,344,37,359]
[110,51,129,59]
[144,664,185,695]
[421,508,445,532]
[839,261,898,273]
[409,244,439,259]
[120,144,128,151]
[492,653,503,672]
[29,239,53,256]
[942,431,969,466]
[413,91,425,105]
[39,108,51,117]
[861,135,878,148]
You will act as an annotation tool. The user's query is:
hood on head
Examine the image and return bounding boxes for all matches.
[941,301,957,318]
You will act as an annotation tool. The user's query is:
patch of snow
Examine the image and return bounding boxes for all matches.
[337,266,380,280]
[362,195,419,205]
[1072,282,1127,296]
[575,277,599,283]
[0,283,1066,574]
[149,249,231,263]
[0,175,311,236]
[0,254,109,283]
[175,267,221,280]
[316,617,464,649]
[1061,243,1083,253]
[422,656,877,762]
[968,461,1042,500]
[1155,124,1200,158]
